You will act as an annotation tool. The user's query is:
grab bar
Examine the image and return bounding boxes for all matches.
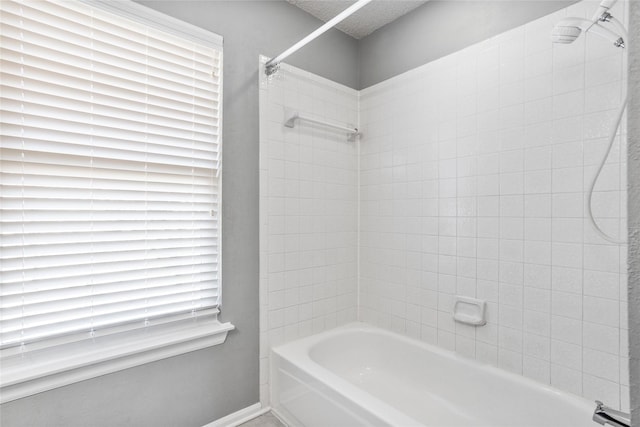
[593,401,630,427]
[284,113,361,141]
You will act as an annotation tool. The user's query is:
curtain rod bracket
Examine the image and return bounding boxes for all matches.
[265,62,280,76]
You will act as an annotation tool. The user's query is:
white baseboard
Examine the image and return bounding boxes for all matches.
[203,403,270,427]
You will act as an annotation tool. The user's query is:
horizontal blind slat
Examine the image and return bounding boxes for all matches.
[1,273,216,303]
[0,174,215,194]
[0,68,220,115]
[1,92,218,133]
[1,83,220,126]
[1,149,219,177]
[2,253,217,284]
[2,266,218,296]
[3,287,219,321]
[0,186,216,203]
[2,245,219,272]
[0,160,217,181]
[0,66,220,119]
[1,113,220,159]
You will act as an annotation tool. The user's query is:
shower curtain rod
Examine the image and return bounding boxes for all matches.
[265,0,372,76]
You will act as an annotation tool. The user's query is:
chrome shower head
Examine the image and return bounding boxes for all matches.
[551,21,582,44]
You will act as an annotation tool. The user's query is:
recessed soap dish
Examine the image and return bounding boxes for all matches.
[453,296,487,326]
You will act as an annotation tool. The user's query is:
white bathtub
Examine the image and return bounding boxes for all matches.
[270,323,594,427]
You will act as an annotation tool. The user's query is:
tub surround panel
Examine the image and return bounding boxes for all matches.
[259,61,360,406]
[359,0,629,410]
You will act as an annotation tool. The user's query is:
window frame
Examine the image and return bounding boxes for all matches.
[0,0,230,404]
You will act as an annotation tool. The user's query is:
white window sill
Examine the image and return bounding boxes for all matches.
[0,318,234,404]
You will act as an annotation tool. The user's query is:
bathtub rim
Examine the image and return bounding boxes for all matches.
[271,322,594,425]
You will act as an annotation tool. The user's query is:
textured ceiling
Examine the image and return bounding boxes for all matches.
[286,0,428,39]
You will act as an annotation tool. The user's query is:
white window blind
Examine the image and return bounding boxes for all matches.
[0,0,222,352]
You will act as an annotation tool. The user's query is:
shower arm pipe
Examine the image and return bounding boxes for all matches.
[265,0,372,76]
[605,15,628,42]
[596,10,628,46]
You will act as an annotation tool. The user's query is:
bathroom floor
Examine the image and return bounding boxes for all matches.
[239,412,285,427]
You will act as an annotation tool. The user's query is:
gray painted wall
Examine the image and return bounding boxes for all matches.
[2,1,636,426]
[358,0,577,89]
[628,1,639,424]
[0,2,358,426]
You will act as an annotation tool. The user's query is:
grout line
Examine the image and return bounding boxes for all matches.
[473,50,479,359]
[550,24,557,392]
[356,91,361,322]
[581,17,587,399]
[519,33,526,375]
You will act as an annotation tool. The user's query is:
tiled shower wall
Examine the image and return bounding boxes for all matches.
[359,0,629,410]
[259,0,629,411]
[258,59,359,404]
